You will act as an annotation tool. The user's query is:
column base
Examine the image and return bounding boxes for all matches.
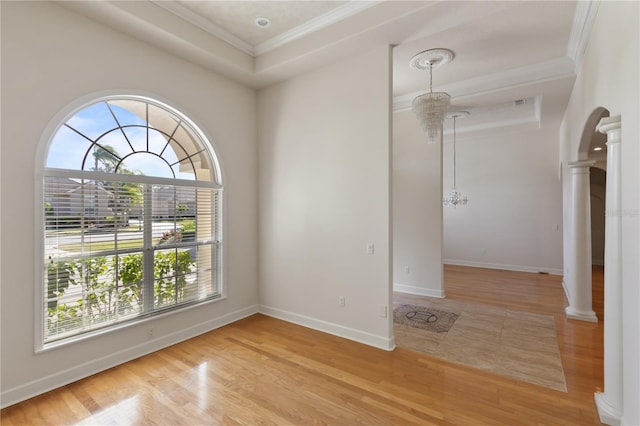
[565,306,598,323]
[595,392,622,425]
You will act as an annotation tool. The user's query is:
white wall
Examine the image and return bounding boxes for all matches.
[1,1,258,407]
[393,116,564,279]
[257,46,393,350]
[442,127,563,274]
[393,110,443,297]
[559,2,639,424]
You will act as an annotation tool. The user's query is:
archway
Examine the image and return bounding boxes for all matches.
[565,107,608,322]
[572,107,625,424]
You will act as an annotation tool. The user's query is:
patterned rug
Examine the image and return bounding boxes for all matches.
[394,304,459,333]
[393,293,567,392]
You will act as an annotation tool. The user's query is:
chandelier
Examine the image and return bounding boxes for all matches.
[443,111,469,207]
[410,49,454,144]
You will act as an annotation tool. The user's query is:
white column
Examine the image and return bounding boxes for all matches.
[594,115,623,426]
[565,160,598,322]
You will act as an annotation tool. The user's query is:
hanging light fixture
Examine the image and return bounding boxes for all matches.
[443,111,469,207]
[410,48,454,144]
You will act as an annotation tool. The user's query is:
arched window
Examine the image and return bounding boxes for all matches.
[42,96,222,345]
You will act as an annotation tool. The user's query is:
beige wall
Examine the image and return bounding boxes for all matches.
[1,1,258,405]
[257,45,393,349]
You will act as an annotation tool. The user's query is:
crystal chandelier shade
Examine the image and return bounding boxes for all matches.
[443,188,468,207]
[412,92,451,144]
[443,113,469,208]
[410,48,454,144]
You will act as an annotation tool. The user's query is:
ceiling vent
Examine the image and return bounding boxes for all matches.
[514,99,527,106]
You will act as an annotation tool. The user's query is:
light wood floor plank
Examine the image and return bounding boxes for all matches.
[1,265,604,425]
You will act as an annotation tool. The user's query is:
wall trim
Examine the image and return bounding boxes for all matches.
[443,259,563,275]
[565,306,598,323]
[254,1,382,55]
[1,305,259,409]
[258,305,395,352]
[151,0,254,55]
[567,0,600,70]
[393,56,575,111]
[152,0,381,57]
[562,279,571,302]
[595,391,623,426]
[393,283,445,298]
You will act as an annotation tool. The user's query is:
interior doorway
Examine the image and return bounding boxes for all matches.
[574,107,609,320]
[590,167,606,319]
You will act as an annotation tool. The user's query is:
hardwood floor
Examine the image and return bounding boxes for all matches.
[1,265,604,425]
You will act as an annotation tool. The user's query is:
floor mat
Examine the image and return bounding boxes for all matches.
[394,293,567,392]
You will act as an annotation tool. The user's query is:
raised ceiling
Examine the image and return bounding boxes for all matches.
[153,0,357,54]
[59,0,599,132]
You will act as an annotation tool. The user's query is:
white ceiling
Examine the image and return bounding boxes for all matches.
[152,0,354,54]
[59,0,599,133]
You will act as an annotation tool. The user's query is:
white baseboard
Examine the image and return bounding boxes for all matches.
[562,279,570,301]
[258,305,395,351]
[565,306,598,323]
[393,283,445,298]
[0,305,259,409]
[595,392,623,425]
[443,259,563,275]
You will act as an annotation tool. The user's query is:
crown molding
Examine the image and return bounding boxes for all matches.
[393,56,575,111]
[442,115,540,140]
[566,0,600,70]
[436,97,541,139]
[568,159,597,169]
[152,0,381,58]
[254,1,382,55]
[151,0,255,55]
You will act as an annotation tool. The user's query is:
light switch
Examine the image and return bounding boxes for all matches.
[379,305,388,318]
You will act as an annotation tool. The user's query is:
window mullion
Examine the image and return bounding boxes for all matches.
[142,184,154,313]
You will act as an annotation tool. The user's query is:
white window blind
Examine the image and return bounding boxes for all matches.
[44,175,221,342]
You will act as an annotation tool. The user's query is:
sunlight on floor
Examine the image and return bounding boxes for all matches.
[76,395,139,425]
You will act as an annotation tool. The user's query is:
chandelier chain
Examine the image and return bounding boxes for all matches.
[429,64,433,93]
[443,112,469,207]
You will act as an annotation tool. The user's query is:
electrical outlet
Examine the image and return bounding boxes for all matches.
[148,327,154,339]
[366,244,375,255]
[338,296,346,307]
[404,266,410,274]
